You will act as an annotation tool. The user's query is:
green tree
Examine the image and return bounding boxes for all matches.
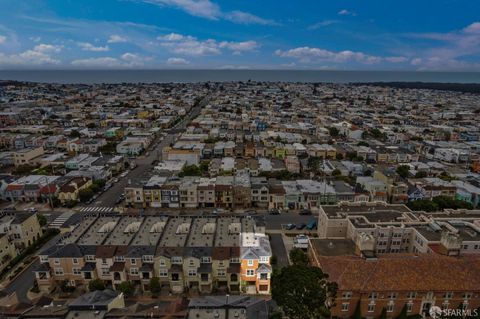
[307,156,321,173]
[88,279,105,291]
[328,127,339,137]
[414,171,428,178]
[379,307,387,319]
[398,304,408,319]
[352,300,362,319]
[37,214,47,227]
[332,169,342,177]
[69,130,81,138]
[117,281,135,297]
[396,165,410,179]
[79,188,94,203]
[149,277,161,297]
[272,265,337,319]
[289,248,309,266]
[178,164,202,177]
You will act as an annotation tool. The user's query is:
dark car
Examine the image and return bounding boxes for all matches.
[285,223,296,230]
[299,209,312,215]
[306,220,317,230]
[296,223,306,230]
[269,209,280,215]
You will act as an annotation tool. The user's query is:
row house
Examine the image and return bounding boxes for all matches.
[35,215,271,296]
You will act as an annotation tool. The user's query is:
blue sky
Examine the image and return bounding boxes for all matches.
[0,0,480,70]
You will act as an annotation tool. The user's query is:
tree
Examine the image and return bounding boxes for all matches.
[272,265,337,319]
[414,171,428,178]
[352,300,362,319]
[379,307,387,319]
[88,279,105,291]
[79,188,94,203]
[37,214,47,227]
[396,165,410,179]
[289,248,309,266]
[398,304,408,319]
[329,127,339,137]
[149,277,161,297]
[178,164,202,177]
[117,281,135,297]
[332,169,342,177]
[357,141,369,147]
[69,130,81,138]
[307,156,321,173]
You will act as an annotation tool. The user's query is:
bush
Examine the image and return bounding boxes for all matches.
[289,248,309,266]
[149,277,161,297]
[88,279,106,291]
[117,281,135,297]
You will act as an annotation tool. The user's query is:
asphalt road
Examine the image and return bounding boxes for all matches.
[89,98,206,208]
[3,233,62,303]
[270,234,289,268]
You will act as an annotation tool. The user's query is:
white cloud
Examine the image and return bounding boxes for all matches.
[143,0,220,19]
[0,43,61,66]
[71,53,149,68]
[167,57,190,65]
[29,36,42,43]
[224,11,277,26]
[71,57,121,67]
[384,56,408,63]
[34,43,63,53]
[0,35,6,44]
[308,20,338,30]
[338,9,356,16]
[463,22,480,34]
[275,47,382,64]
[158,33,258,56]
[78,42,110,52]
[141,0,276,25]
[107,35,128,43]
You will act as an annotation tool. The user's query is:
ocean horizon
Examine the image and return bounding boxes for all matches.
[1,69,480,84]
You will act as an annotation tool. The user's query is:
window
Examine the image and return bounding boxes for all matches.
[130,268,139,275]
[260,256,270,263]
[341,303,349,312]
[217,270,226,277]
[159,269,168,277]
[369,292,377,300]
[246,269,255,276]
[189,259,195,266]
[247,260,254,266]
[342,292,352,299]
[464,293,472,300]
[40,255,48,263]
[159,259,166,266]
[142,255,153,263]
[54,258,60,265]
[407,302,413,313]
[407,292,417,299]
[131,258,136,265]
[388,292,398,299]
[102,258,107,265]
[368,304,375,313]
[72,258,79,264]
[114,256,125,262]
[54,268,64,275]
[101,268,110,276]
[188,270,197,276]
[387,303,394,312]
[86,255,95,262]
[201,257,212,263]
[171,257,183,264]
[230,257,240,263]
[444,292,453,299]
[73,268,81,275]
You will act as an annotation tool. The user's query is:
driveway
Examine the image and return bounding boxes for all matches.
[270,234,289,268]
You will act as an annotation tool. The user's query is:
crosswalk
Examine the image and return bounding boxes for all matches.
[79,206,115,213]
[50,211,75,228]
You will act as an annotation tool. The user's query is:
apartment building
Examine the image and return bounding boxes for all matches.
[317,202,480,256]
[35,215,271,295]
[309,240,480,319]
[0,211,43,272]
[13,146,44,167]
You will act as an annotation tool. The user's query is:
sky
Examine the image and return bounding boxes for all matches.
[0,0,480,70]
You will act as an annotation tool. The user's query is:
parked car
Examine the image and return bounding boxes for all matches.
[299,209,312,215]
[306,220,317,230]
[269,209,280,215]
[296,223,306,230]
[285,223,296,230]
